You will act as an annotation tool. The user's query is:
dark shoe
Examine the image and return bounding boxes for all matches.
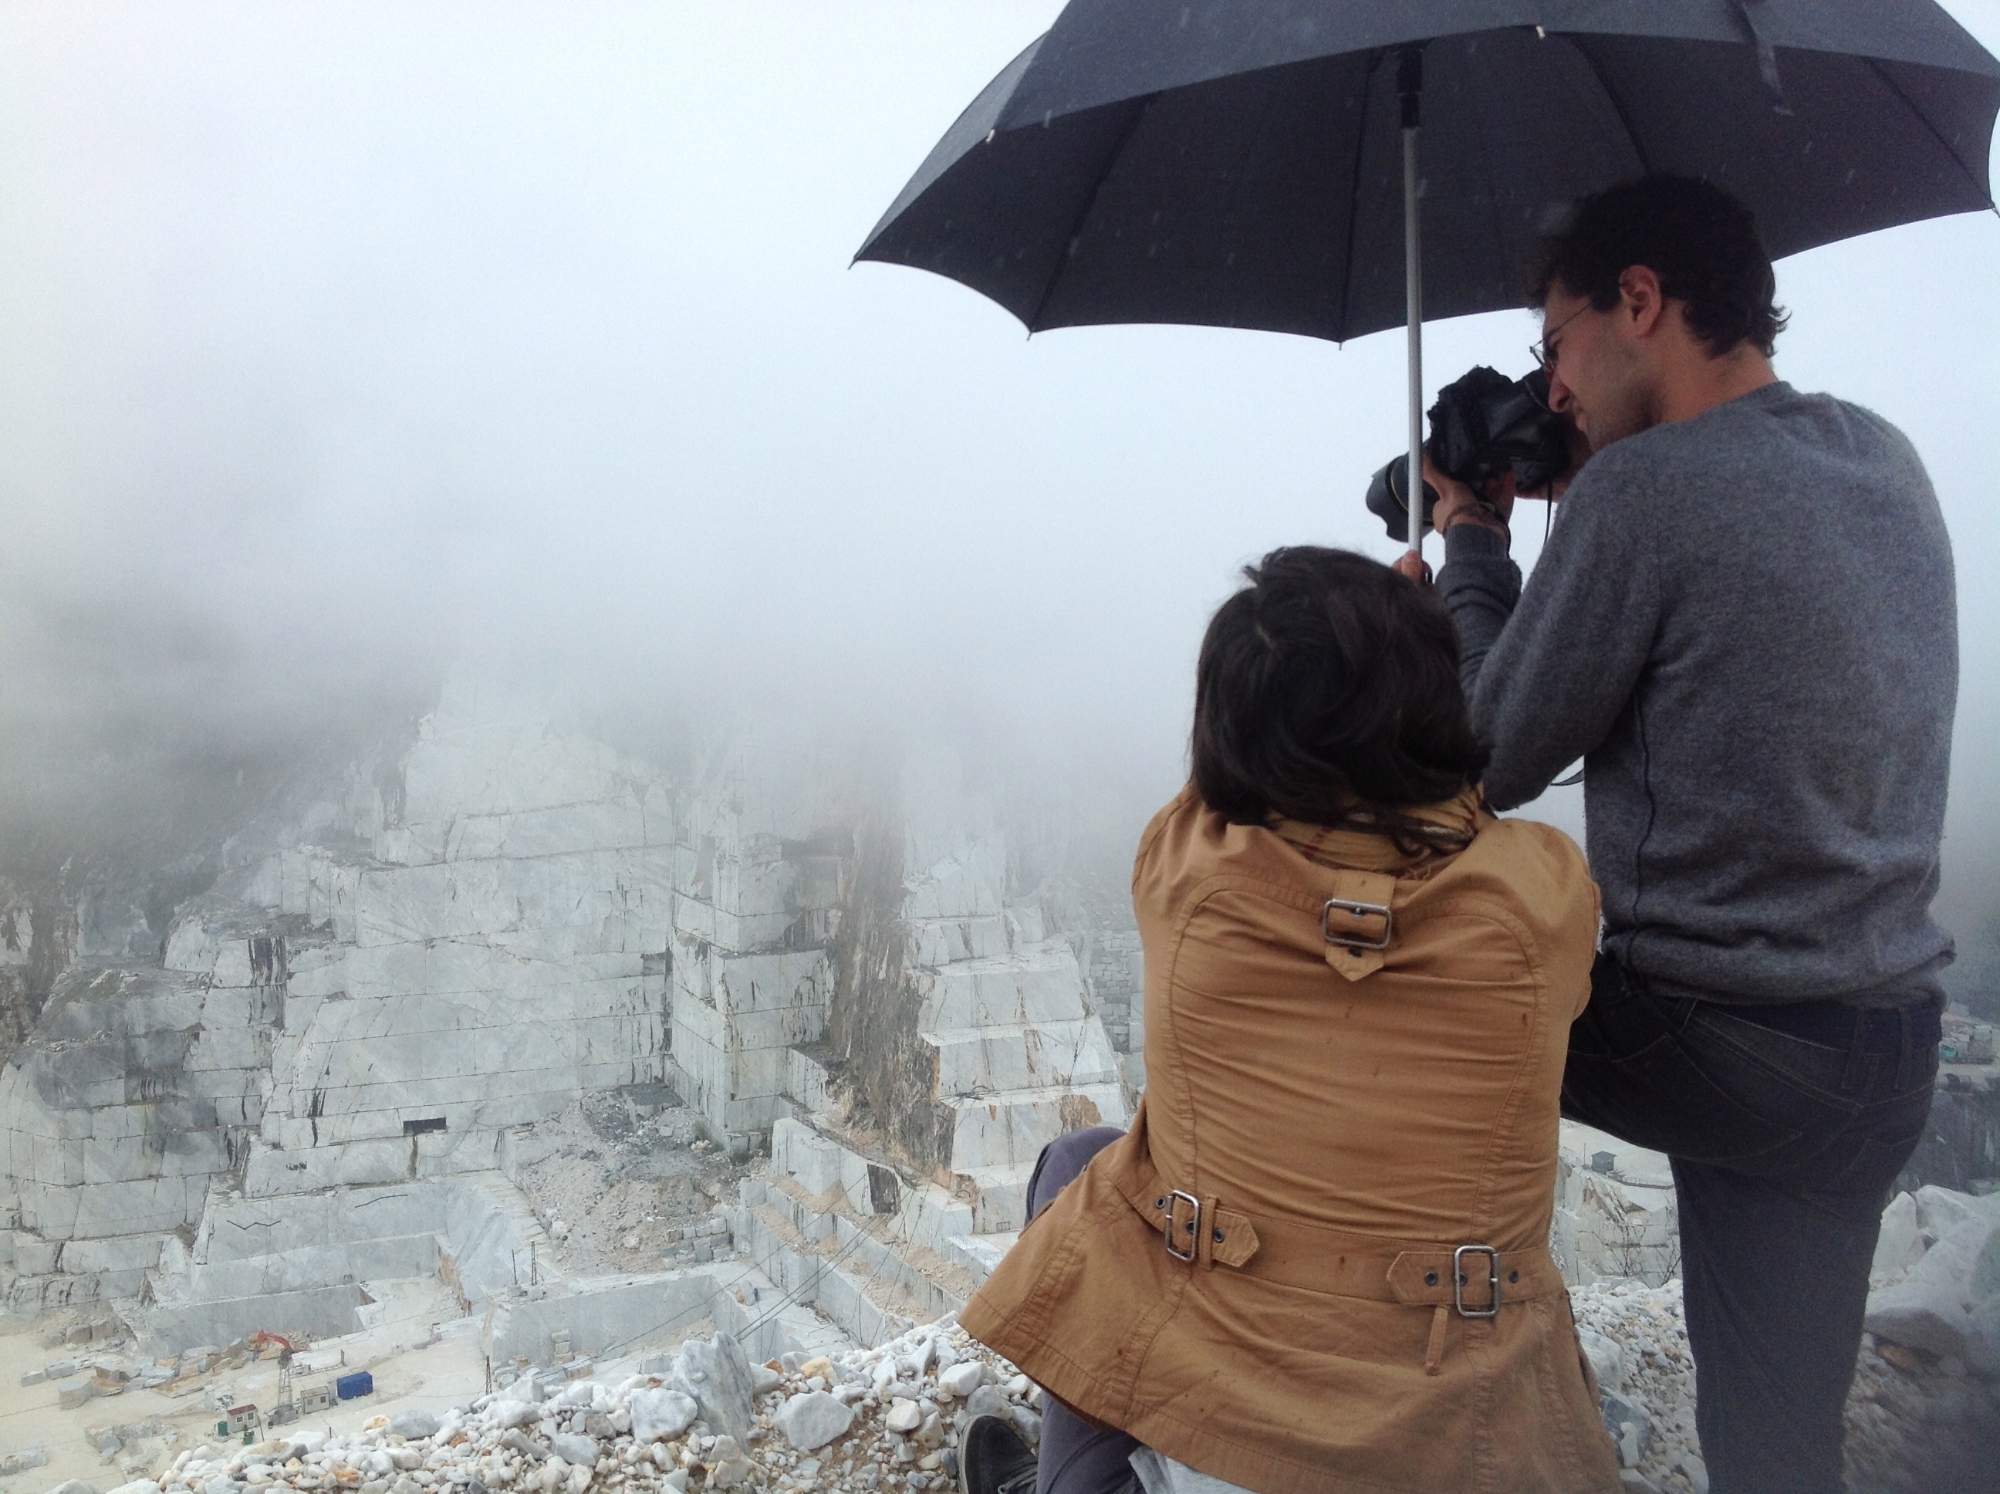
[960,1411,1037,1494]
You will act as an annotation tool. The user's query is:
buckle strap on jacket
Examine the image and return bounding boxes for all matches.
[1321,868,1399,981]
[1115,1158,1563,1311]
[1140,1188,1263,1270]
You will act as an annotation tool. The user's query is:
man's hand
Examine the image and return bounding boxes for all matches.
[1424,457,1516,537]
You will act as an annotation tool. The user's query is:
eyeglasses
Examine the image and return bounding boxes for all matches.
[1530,303,1591,376]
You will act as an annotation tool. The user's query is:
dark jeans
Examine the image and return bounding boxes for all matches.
[1024,1126,1141,1494]
[1562,955,1940,1494]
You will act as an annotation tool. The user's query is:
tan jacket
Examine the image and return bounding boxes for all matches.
[961,787,1620,1493]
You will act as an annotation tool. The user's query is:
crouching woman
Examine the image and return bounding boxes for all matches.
[959,547,1619,1494]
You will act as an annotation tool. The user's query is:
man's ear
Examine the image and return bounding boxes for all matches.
[1616,265,1667,338]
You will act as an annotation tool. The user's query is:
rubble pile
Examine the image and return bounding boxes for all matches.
[1571,1280,1705,1492]
[10,1190,1991,1494]
[1563,1185,2000,1493]
[1848,1182,2000,1489]
[510,1097,745,1279]
[24,1331,296,1409]
[119,1324,1040,1494]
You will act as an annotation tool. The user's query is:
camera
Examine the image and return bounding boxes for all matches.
[1366,366,1572,541]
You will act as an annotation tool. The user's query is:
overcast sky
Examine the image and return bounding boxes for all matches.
[1,2,1996,941]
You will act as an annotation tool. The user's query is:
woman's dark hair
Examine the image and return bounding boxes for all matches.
[1531,175,1787,357]
[1191,546,1487,827]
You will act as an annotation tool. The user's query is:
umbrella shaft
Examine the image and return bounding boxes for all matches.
[1404,121,1424,560]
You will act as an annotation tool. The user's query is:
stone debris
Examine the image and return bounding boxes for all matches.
[120,1322,1041,1494]
[0,1448,50,1478]
[773,1391,857,1451]
[1573,1196,2000,1494]
[1570,1279,1702,1492]
[1865,1184,2000,1371]
[510,1096,745,1280]
[20,1192,1992,1494]
[669,1334,759,1442]
[92,1294,1966,1494]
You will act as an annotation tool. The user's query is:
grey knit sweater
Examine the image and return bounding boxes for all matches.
[1439,382,1956,1006]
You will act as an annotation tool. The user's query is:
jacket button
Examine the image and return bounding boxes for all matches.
[1424,1271,1438,1286]
[1509,1269,1519,1283]
[1212,1229,1224,1243]
[1155,1198,1166,1209]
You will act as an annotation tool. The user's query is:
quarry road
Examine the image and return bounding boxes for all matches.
[0,1279,486,1485]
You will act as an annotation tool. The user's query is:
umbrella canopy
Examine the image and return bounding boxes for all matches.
[856,0,2000,344]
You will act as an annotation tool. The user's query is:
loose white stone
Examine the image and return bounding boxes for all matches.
[936,1362,983,1399]
[671,1334,757,1441]
[1577,1327,1625,1393]
[386,1410,442,1440]
[1865,1204,2000,1368]
[628,1388,699,1442]
[884,1399,921,1435]
[774,1391,856,1452]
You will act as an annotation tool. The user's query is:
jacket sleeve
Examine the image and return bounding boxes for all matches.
[1437,462,1663,811]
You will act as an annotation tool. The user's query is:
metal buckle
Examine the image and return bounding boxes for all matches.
[1323,897,1394,950]
[1453,1244,1501,1318]
[1164,1190,1201,1263]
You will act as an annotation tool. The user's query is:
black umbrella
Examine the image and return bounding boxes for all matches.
[857,0,2000,562]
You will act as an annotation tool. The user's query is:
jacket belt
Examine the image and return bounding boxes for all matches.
[1111,1160,1565,1311]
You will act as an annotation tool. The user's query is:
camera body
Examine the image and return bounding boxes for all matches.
[1366,366,1571,541]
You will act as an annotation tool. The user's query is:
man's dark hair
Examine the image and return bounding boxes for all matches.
[1191,547,1488,827]
[1532,175,1787,357]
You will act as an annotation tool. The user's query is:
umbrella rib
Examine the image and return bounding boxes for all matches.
[1023,93,1162,335]
[1862,57,1997,209]
[1333,50,1387,345]
[1568,38,1655,178]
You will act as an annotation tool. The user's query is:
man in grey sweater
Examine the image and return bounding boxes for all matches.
[1410,177,1955,1494]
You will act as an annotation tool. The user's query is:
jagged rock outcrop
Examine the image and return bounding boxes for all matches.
[0,685,1132,1326]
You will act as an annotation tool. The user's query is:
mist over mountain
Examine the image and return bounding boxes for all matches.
[2,0,1996,1016]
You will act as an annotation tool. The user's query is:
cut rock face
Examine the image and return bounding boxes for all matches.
[0,679,1146,1335]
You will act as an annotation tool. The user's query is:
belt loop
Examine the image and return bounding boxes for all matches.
[1196,1194,1221,1270]
[1895,1004,1913,1091]
[1841,1006,1869,1093]
[1423,1304,1449,1376]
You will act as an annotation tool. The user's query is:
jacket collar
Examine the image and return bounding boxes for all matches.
[1269,785,1489,874]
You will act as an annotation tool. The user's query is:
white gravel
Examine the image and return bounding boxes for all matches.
[115,1283,1995,1494]
[1570,1276,2000,1494]
[129,1322,1037,1494]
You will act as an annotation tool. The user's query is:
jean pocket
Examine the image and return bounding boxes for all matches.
[1684,1006,1864,1113]
[1601,1022,1804,1164]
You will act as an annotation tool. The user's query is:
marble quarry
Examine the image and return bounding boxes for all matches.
[0,682,1140,1351]
[1550,1123,1682,1289]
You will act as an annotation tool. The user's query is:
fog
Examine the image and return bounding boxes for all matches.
[1,3,1997,970]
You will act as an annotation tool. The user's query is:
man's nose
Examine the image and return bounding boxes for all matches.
[1546,372,1575,414]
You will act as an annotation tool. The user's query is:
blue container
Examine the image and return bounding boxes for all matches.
[334,1370,374,1401]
